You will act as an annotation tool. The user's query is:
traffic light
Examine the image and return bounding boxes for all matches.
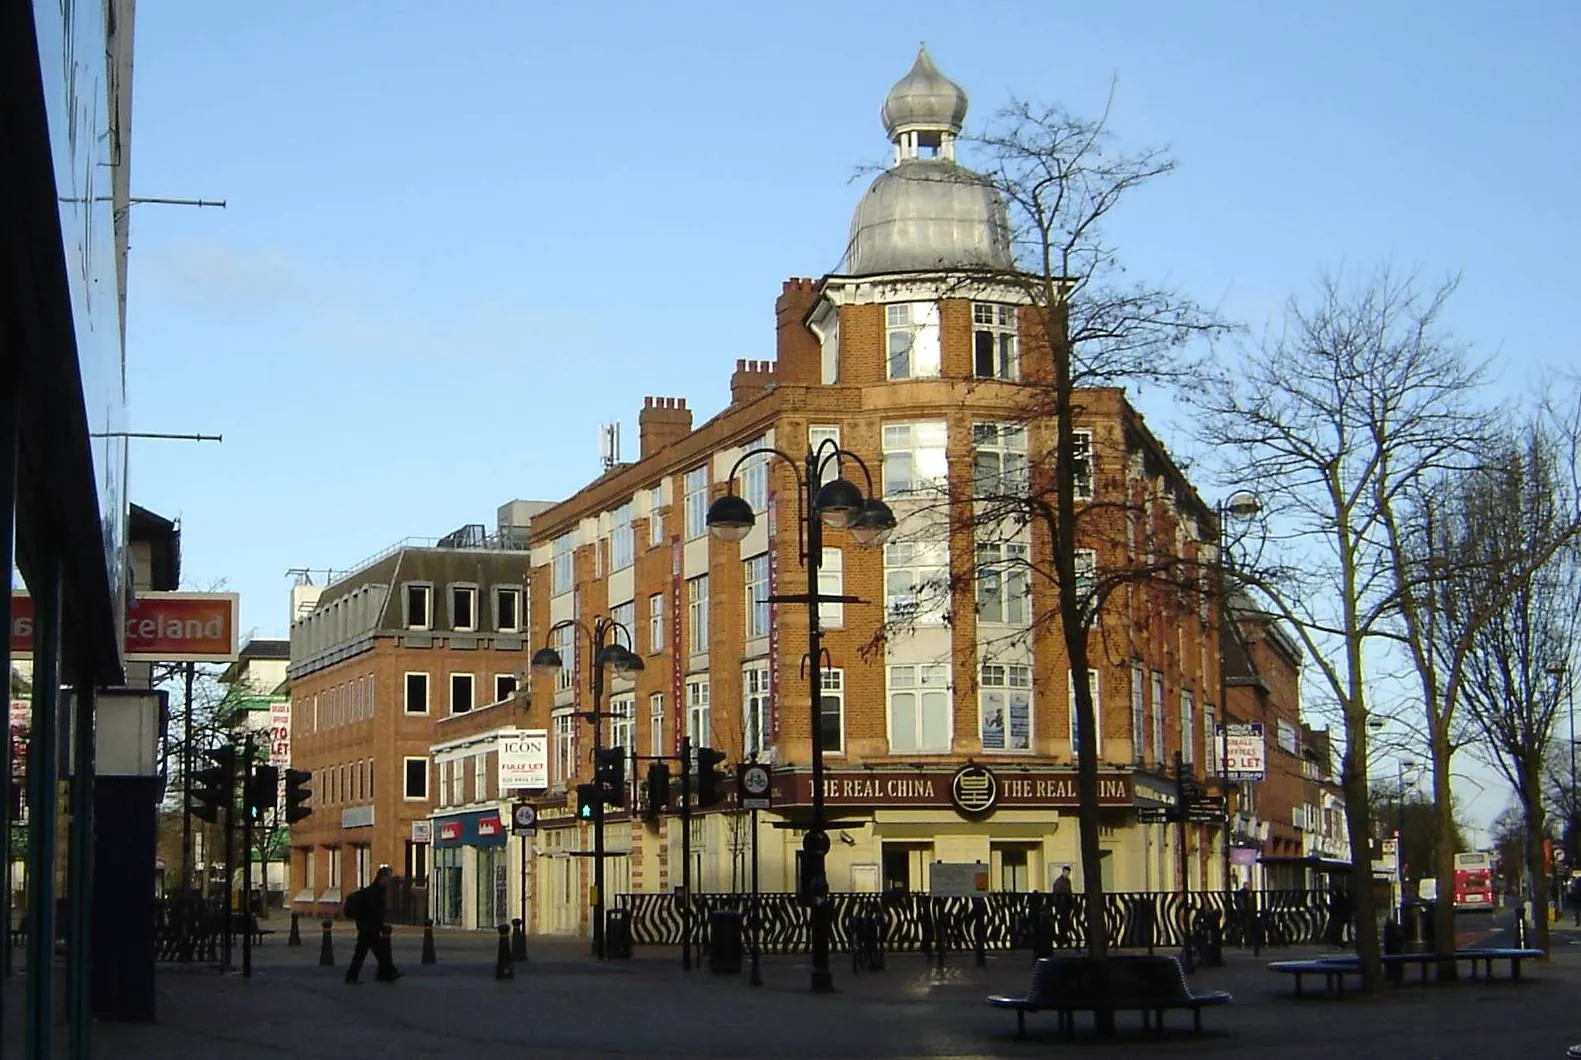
[246,764,279,821]
[283,768,313,825]
[576,783,601,822]
[694,747,727,809]
[191,746,237,824]
[645,762,672,813]
[594,747,626,808]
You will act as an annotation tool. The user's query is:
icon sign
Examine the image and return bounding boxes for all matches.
[949,764,999,818]
[738,763,772,810]
[511,803,537,837]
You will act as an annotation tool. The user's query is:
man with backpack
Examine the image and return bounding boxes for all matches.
[344,865,401,984]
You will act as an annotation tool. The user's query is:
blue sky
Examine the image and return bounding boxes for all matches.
[124,2,1578,825]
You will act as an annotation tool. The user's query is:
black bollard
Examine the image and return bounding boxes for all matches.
[421,919,437,965]
[1515,904,1529,949]
[318,919,335,967]
[288,911,302,947]
[494,923,514,980]
[973,897,987,968]
[510,917,527,962]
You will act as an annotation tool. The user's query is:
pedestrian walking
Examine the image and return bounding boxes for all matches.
[1051,865,1074,948]
[344,866,402,984]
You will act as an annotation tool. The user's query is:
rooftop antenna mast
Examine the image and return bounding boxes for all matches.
[600,422,621,471]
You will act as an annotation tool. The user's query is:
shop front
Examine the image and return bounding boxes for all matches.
[431,808,507,930]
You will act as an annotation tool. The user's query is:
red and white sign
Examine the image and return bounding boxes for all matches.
[437,820,463,842]
[476,813,504,839]
[267,701,291,767]
[11,590,239,663]
[411,820,432,844]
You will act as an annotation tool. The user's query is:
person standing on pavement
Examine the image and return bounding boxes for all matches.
[1051,866,1075,947]
[345,866,402,984]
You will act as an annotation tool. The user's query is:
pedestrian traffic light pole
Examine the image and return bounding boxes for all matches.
[532,615,643,961]
[707,438,896,995]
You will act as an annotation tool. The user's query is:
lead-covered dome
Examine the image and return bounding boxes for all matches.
[843,48,1013,276]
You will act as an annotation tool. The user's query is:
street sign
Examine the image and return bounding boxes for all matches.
[737,762,772,810]
[1186,809,1224,823]
[1191,795,1226,813]
[511,803,537,837]
[1137,806,1173,824]
[930,861,990,897]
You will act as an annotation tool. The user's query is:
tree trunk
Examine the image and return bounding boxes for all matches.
[1339,711,1381,990]
[1431,733,1459,980]
[1525,804,1550,956]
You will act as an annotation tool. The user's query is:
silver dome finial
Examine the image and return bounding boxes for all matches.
[881,46,969,143]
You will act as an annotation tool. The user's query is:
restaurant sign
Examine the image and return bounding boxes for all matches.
[772,768,1138,814]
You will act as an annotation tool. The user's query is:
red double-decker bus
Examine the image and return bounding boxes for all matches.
[1453,851,1496,911]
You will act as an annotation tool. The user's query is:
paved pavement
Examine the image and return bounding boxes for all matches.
[7,927,1581,1058]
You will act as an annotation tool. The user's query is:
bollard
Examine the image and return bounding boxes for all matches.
[1515,904,1529,949]
[494,923,514,980]
[318,919,335,967]
[288,911,302,947]
[973,897,987,968]
[510,917,527,962]
[421,919,437,965]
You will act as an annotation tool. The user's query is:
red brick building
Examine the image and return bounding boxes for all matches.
[517,49,1236,938]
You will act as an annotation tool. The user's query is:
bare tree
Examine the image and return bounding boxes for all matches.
[1191,270,1493,991]
[893,95,1235,976]
[1419,418,1581,954]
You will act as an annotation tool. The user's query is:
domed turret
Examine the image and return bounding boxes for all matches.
[843,48,1013,277]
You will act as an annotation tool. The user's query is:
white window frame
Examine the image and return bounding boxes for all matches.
[882,421,948,498]
[450,673,475,715]
[552,710,576,786]
[551,533,575,596]
[494,673,518,705]
[885,536,949,624]
[1075,548,1097,622]
[687,575,709,653]
[1181,688,1196,766]
[648,593,665,653]
[647,485,666,546]
[404,672,429,715]
[686,678,711,751]
[885,301,941,380]
[1068,669,1102,750]
[437,761,450,807]
[1131,667,1146,765]
[609,693,635,754]
[474,752,488,802]
[493,585,522,633]
[971,422,1028,497]
[976,540,1030,625]
[449,757,465,804]
[1150,670,1165,767]
[553,625,575,693]
[610,500,635,571]
[450,584,478,632]
[1073,429,1094,501]
[743,664,770,757]
[744,554,770,639]
[820,669,845,756]
[1204,703,1218,775]
[684,466,709,540]
[649,693,665,757]
[887,663,951,754]
[818,548,844,628]
[404,584,432,630]
[610,600,635,652]
[972,302,1019,380]
[403,756,429,801]
[741,435,770,516]
[980,662,1033,753]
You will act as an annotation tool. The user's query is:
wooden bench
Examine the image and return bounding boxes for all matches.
[987,955,1231,1040]
[1268,957,1365,996]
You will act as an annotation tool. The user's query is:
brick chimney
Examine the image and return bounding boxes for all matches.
[729,359,778,406]
[638,397,692,460]
[774,277,821,385]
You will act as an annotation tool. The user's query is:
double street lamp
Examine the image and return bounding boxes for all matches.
[705,437,896,994]
[1215,490,1261,902]
[531,615,643,960]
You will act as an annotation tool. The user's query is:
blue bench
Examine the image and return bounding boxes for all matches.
[1268,957,1364,995]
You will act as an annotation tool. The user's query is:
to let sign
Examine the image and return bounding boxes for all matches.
[1222,723,1266,782]
[11,590,239,663]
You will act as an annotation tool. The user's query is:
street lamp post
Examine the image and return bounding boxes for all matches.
[531,616,643,961]
[1550,665,1574,862]
[1216,490,1261,907]
[706,437,896,995]
[1396,759,1415,911]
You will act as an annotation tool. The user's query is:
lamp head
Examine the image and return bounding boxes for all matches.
[530,646,564,677]
[813,477,864,529]
[705,493,755,542]
[848,498,898,546]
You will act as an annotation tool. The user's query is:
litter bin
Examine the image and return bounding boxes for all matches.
[708,910,743,975]
[1121,896,1155,950]
[1402,901,1434,954]
[605,908,633,960]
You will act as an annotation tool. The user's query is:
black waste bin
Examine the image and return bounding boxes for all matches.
[708,910,743,975]
[1402,901,1434,954]
[605,908,633,959]
[1121,896,1155,949]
